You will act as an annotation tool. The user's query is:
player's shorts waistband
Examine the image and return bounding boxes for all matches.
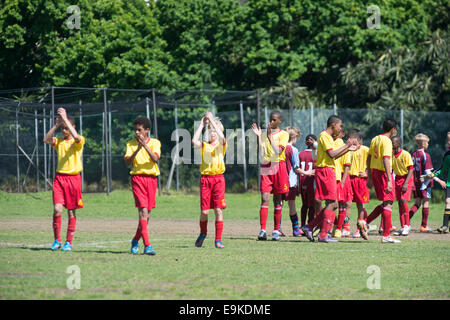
[56,172,81,176]
[201,174,224,178]
[130,174,158,178]
[261,160,286,168]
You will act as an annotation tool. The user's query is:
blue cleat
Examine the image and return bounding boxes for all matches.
[61,241,72,252]
[215,240,225,249]
[195,234,206,248]
[143,245,156,255]
[130,240,139,254]
[50,240,62,251]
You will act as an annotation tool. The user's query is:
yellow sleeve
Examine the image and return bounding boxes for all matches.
[381,137,392,158]
[124,142,133,159]
[279,131,289,150]
[152,139,161,157]
[51,137,59,149]
[405,152,413,168]
[321,133,334,152]
[74,136,85,150]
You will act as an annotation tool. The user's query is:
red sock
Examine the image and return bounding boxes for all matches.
[66,217,76,245]
[367,205,383,224]
[139,219,150,247]
[200,220,208,235]
[300,205,308,226]
[133,224,141,241]
[409,204,419,219]
[382,207,392,237]
[403,202,410,226]
[421,207,429,227]
[260,205,269,230]
[336,207,346,229]
[274,205,282,231]
[343,223,350,232]
[53,214,62,243]
[308,209,324,229]
[399,204,405,227]
[319,209,336,238]
[215,221,223,241]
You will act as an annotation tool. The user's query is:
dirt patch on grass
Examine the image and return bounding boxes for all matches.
[0,217,449,241]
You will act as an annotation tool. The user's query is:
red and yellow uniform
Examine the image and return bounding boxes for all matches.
[369,134,395,201]
[260,129,290,195]
[52,136,85,209]
[125,137,161,210]
[393,149,414,201]
[336,139,353,203]
[349,145,370,204]
[200,140,227,210]
[314,130,337,201]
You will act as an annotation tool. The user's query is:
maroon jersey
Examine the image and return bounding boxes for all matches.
[298,149,315,189]
[412,149,434,188]
[285,144,294,176]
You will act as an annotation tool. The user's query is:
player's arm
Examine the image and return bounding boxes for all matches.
[43,116,61,145]
[402,166,414,192]
[341,165,350,186]
[251,123,265,160]
[366,154,373,188]
[124,143,142,167]
[139,135,160,163]
[383,156,393,193]
[266,125,283,156]
[58,108,81,143]
[328,139,358,159]
[192,118,205,150]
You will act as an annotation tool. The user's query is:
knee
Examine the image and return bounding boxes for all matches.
[53,204,63,215]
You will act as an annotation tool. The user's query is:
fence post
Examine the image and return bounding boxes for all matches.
[400,109,404,147]
[51,86,55,182]
[35,109,39,192]
[175,102,179,192]
[145,97,150,128]
[239,101,248,192]
[333,102,337,115]
[108,101,112,193]
[256,90,261,191]
[79,100,84,193]
[16,103,20,193]
[43,105,47,192]
[310,104,314,134]
[289,91,294,127]
[152,89,161,196]
[103,88,110,195]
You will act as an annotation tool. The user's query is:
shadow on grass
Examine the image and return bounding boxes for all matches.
[20,247,129,255]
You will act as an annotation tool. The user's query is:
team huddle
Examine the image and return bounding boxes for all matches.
[45,108,450,254]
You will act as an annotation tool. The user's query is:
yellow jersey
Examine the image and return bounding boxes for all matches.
[315,130,336,169]
[262,129,289,163]
[334,138,345,181]
[349,145,369,176]
[369,134,392,172]
[200,140,227,175]
[392,149,413,177]
[125,137,161,176]
[52,136,85,175]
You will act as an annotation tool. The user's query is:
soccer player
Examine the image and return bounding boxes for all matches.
[365,118,401,243]
[347,129,370,239]
[332,127,353,238]
[409,134,434,232]
[301,115,358,243]
[252,111,290,241]
[125,116,161,255]
[421,133,449,233]
[44,108,85,252]
[192,112,227,248]
[391,136,414,236]
[297,134,317,227]
[283,126,305,237]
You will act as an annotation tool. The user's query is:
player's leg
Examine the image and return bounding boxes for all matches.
[317,200,338,242]
[437,190,450,233]
[409,197,421,220]
[420,199,431,232]
[300,192,308,226]
[214,208,224,248]
[332,202,346,238]
[288,199,302,236]
[342,201,352,237]
[272,194,283,240]
[62,209,77,251]
[51,203,64,250]
[137,207,155,255]
[381,201,400,243]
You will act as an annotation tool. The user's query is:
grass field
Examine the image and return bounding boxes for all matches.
[0,190,449,300]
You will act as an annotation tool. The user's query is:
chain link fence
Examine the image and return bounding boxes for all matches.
[0,87,449,197]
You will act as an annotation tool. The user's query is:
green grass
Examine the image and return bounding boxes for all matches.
[1,190,449,300]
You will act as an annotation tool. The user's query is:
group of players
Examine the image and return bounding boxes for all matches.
[45,107,450,254]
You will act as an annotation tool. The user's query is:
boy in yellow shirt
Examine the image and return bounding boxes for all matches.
[125,116,161,255]
[44,108,85,252]
[192,112,227,248]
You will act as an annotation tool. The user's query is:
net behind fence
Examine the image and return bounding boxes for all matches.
[1,87,449,195]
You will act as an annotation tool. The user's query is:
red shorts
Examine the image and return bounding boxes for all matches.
[131,175,157,210]
[284,187,298,201]
[372,169,395,202]
[412,182,433,199]
[260,161,289,195]
[338,177,353,203]
[350,176,369,204]
[53,173,83,210]
[395,176,413,201]
[314,166,337,201]
[300,180,315,207]
[200,174,226,210]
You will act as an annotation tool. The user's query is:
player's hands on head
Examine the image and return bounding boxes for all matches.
[57,108,67,120]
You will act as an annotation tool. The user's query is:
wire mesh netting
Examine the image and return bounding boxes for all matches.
[0,87,449,195]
